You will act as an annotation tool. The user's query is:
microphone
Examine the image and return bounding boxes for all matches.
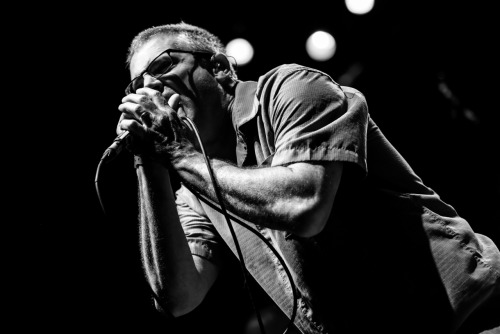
[102,93,183,162]
[101,130,129,162]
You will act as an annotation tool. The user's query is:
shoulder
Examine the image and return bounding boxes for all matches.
[340,85,367,103]
[256,63,344,99]
[261,63,331,79]
[258,63,336,85]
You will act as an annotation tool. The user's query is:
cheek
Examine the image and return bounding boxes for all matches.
[190,72,222,112]
[193,71,219,96]
[181,69,224,134]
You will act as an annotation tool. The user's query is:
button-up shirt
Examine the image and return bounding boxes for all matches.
[175,64,500,333]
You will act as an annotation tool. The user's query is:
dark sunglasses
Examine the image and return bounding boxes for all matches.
[125,49,213,95]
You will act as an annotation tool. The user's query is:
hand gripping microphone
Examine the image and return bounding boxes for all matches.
[101,93,183,162]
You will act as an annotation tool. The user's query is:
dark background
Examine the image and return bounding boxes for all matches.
[25,1,499,332]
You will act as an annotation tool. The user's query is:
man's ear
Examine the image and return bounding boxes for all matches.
[211,53,235,89]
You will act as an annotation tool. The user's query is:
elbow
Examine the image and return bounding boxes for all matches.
[148,257,219,318]
[291,213,328,238]
[283,161,342,238]
[172,292,205,317]
[154,300,197,318]
[153,289,204,318]
[150,280,206,317]
[285,198,332,238]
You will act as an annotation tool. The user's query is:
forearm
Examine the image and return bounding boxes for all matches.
[136,162,212,315]
[171,150,341,237]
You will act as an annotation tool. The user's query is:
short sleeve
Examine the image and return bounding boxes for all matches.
[256,65,368,171]
[175,185,223,265]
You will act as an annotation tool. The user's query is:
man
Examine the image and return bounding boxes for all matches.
[117,22,500,333]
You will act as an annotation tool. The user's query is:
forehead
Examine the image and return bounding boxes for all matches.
[129,34,189,77]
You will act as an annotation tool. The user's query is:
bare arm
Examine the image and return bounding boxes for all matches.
[171,151,343,238]
[118,92,219,316]
[119,89,343,238]
[117,83,343,316]
[136,161,219,317]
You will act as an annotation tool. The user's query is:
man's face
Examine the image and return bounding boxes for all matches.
[129,35,225,144]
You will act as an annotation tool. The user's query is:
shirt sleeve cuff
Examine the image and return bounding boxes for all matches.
[187,238,221,265]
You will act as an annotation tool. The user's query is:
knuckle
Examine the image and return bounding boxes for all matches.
[133,104,143,114]
[138,95,149,104]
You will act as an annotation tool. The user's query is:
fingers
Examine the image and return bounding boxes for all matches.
[119,118,145,138]
[121,92,150,106]
[116,113,126,136]
[121,91,180,119]
[140,111,153,128]
[118,100,144,121]
[135,87,170,110]
[118,91,188,151]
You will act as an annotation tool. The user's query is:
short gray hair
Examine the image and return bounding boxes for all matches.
[126,21,226,66]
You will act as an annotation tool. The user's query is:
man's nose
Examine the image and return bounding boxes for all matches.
[143,73,164,92]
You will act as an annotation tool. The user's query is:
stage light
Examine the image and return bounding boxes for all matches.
[345,0,375,15]
[226,38,254,66]
[305,30,337,61]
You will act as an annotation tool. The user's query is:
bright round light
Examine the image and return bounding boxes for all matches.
[226,38,254,66]
[305,31,336,61]
[345,0,375,15]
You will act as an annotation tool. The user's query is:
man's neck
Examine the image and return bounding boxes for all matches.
[204,115,237,163]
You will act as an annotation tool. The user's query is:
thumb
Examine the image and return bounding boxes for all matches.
[168,93,180,110]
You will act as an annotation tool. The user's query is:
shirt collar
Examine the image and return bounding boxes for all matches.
[228,80,258,166]
[230,80,258,131]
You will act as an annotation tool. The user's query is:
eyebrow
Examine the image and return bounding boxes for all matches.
[131,49,213,80]
[131,51,167,80]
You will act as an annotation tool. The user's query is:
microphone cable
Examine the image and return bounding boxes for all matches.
[95,118,298,334]
[180,116,297,334]
[95,130,130,215]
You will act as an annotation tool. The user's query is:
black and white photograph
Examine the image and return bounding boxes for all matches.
[26,1,499,333]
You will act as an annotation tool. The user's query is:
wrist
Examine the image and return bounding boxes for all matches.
[169,146,202,171]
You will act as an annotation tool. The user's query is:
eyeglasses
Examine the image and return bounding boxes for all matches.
[125,49,213,95]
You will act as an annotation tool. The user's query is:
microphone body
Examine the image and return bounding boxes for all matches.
[102,130,129,161]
